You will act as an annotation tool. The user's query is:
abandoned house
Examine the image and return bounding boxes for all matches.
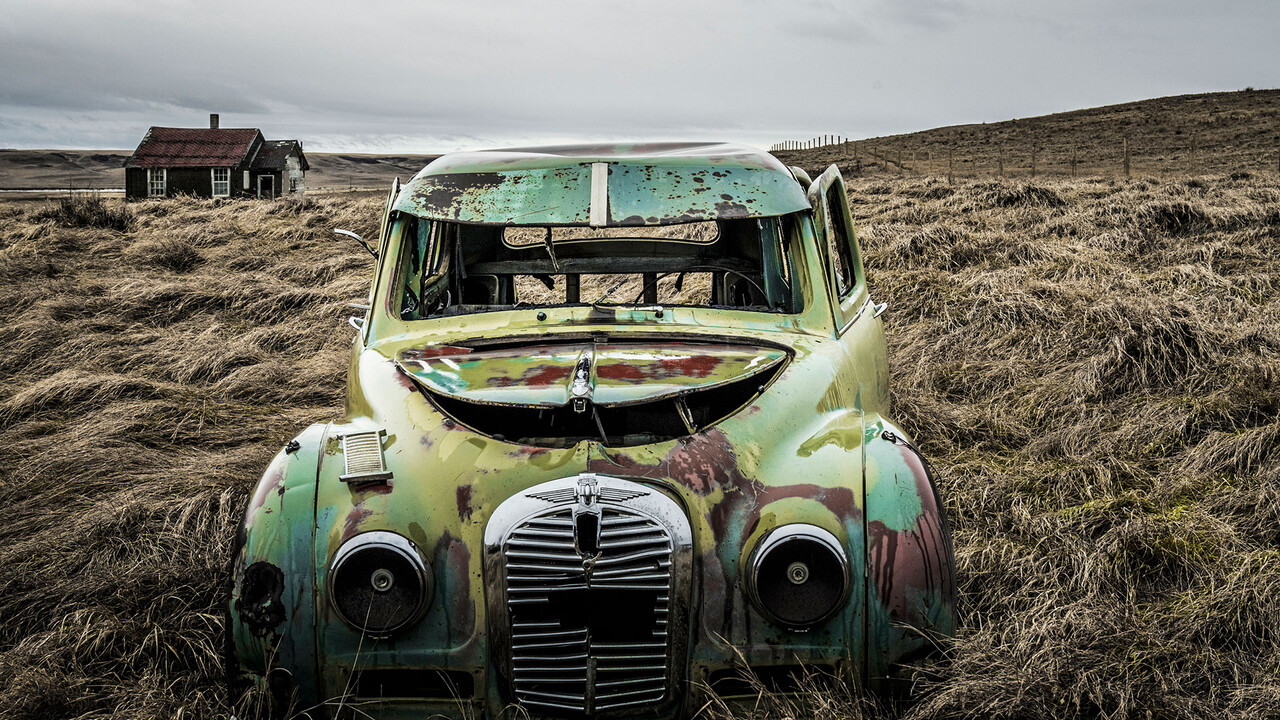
[124,114,308,200]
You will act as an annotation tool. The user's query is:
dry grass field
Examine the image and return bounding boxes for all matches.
[1,168,1278,719]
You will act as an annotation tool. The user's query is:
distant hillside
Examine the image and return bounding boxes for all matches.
[773,89,1280,180]
[0,150,130,190]
[306,153,439,190]
[0,150,439,192]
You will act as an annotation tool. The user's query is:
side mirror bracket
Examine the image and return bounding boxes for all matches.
[334,228,378,259]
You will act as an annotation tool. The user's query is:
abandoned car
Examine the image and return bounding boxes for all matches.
[228,142,956,717]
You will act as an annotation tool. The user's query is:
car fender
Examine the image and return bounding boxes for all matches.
[227,423,326,710]
[862,417,957,678]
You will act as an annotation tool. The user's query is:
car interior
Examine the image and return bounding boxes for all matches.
[394,214,804,320]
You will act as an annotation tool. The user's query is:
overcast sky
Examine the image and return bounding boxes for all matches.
[1,0,1277,153]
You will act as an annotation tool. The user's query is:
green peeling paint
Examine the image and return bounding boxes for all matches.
[228,147,955,716]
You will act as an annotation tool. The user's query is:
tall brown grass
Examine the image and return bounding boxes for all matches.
[0,175,1277,719]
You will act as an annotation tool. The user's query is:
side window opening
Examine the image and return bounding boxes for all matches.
[397,215,437,320]
[825,185,856,298]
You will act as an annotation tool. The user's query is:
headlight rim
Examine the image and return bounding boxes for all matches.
[327,530,433,636]
[745,523,850,630]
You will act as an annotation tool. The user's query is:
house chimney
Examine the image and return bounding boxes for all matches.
[210,113,219,129]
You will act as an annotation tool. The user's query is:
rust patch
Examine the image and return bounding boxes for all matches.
[236,561,286,637]
[434,530,476,647]
[665,429,737,494]
[456,485,474,522]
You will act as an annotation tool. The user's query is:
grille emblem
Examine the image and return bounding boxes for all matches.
[573,475,602,560]
[575,474,600,506]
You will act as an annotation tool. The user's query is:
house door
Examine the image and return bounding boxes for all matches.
[257,175,275,199]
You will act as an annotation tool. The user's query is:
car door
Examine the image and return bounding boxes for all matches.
[807,164,890,407]
[361,178,400,343]
[806,165,870,332]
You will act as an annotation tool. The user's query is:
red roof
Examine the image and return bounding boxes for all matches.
[125,127,262,168]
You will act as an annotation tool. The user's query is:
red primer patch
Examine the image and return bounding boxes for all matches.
[341,506,372,542]
[658,355,722,378]
[521,364,574,387]
[595,363,647,381]
[400,345,473,360]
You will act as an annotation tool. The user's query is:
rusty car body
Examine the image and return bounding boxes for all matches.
[227,142,956,718]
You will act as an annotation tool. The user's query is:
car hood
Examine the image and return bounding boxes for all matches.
[394,340,788,408]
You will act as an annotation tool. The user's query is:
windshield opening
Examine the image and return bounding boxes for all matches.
[395,214,804,320]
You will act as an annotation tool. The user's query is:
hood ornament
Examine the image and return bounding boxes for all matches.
[570,353,593,414]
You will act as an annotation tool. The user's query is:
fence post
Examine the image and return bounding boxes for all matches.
[1071,147,1077,179]
[947,148,954,185]
[1123,137,1131,179]
[998,147,1004,177]
[1030,142,1037,179]
[1190,134,1198,173]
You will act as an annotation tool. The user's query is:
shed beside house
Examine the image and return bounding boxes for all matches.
[124,114,309,200]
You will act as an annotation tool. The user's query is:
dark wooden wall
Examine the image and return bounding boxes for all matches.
[125,166,250,200]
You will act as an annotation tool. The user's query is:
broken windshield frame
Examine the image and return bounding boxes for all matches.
[389,212,807,321]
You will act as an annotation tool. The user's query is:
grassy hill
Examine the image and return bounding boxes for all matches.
[774,89,1280,180]
[0,149,438,192]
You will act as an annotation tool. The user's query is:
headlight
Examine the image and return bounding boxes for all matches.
[745,524,849,629]
[328,531,432,635]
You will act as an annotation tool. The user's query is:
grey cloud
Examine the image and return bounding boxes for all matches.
[0,0,1276,151]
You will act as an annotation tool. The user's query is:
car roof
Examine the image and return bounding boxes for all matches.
[392,142,810,227]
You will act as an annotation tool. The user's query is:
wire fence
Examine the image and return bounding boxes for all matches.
[771,135,1280,181]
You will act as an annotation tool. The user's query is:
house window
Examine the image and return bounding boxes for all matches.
[147,168,166,197]
[212,168,231,197]
[289,177,297,192]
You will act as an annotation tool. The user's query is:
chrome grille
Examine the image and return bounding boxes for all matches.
[503,504,674,713]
